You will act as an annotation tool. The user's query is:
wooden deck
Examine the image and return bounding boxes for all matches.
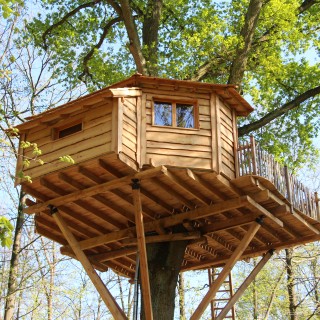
[23,148,320,279]
[238,136,319,219]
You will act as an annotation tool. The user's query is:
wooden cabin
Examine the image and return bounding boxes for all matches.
[14,74,320,320]
[15,74,253,183]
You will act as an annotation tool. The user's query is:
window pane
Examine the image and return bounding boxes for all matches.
[154,102,172,126]
[176,104,194,128]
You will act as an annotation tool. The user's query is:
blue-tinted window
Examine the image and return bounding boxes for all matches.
[176,104,194,128]
[154,102,172,126]
[153,101,196,128]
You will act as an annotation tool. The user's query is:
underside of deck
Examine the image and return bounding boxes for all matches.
[23,153,320,279]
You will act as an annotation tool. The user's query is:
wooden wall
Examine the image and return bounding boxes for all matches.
[217,98,237,179]
[17,86,238,183]
[20,99,114,181]
[139,85,216,171]
[121,97,138,165]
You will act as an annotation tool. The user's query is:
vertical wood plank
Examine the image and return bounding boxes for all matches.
[190,221,261,320]
[210,93,217,172]
[111,98,122,153]
[232,110,239,178]
[215,96,222,174]
[132,181,153,320]
[250,136,257,175]
[52,211,127,320]
[136,96,141,168]
[140,94,147,167]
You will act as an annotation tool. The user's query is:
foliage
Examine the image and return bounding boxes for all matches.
[1,1,320,320]
[26,0,320,168]
[0,216,14,247]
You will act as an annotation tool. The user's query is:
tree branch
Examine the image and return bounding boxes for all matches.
[142,0,163,76]
[298,0,320,13]
[118,0,148,75]
[78,16,122,83]
[238,85,320,137]
[41,0,105,50]
[228,0,264,88]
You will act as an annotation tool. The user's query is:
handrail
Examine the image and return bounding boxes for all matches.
[237,137,320,220]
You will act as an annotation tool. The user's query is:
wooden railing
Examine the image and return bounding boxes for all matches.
[238,136,320,220]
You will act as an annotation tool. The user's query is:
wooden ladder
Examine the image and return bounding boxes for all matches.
[208,268,236,320]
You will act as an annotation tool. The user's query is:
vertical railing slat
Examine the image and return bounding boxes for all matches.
[237,137,318,220]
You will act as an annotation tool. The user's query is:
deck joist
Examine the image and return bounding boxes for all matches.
[23,153,320,279]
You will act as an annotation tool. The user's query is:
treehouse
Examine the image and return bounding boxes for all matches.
[14,74,320,320]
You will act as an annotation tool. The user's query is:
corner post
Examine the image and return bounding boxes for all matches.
[49,206,127,320]
[284,166,293,213]
[250,135,257,175]
[315,192,320,221]
[131,179,153,320]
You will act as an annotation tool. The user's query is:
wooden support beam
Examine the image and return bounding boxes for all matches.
[51,210,127,320]
[190,221,261,320]
[61,196,253,252]
[121,232,201,246]
[202,215,258,233]
[164,169,211,205]
[99,159,174,215]
[88,248,137,262]
[131,180,153,320]
[150,177,195,209]
[246,197,283,227]
[291,211,320,235]
[216,250,274,320]
[24,166,167,214]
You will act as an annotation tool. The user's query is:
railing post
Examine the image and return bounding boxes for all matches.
[315,192,320,221]
[250,136,257,175]
[284,166,293,213]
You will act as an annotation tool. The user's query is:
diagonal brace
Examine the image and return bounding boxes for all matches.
[216,249,274,320]
[190,219,262,320]
[50,207,127,320]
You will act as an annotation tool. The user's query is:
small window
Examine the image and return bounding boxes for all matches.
[153,100,197,129]
[53,121,83,140]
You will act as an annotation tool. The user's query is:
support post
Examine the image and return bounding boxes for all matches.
[315,192,320,221]
[250,135,257,175]
[284,166,293,213]
[132,179,153,320]
[190,219,262,320]
[49,207,127,320]
[216,249,274,320]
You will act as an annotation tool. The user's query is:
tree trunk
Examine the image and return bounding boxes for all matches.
[141,240,188,320]
[285,249,297,320]
[4,190,25,320]
[228,0,264,88]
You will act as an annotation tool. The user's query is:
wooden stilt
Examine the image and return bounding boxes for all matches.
[132,179,153,320]
[216,249,274,320]
[190,220,262,320]
[51,209,127,320]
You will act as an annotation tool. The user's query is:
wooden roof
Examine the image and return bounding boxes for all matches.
[15,75,253,132]
[109,74,254,116]
[23,153,320,279]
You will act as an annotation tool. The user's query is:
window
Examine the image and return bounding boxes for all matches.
[153,100,197,129]
[53,121,83,140]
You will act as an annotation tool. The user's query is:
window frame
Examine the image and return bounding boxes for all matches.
[152,98,199,129]
[52,120,83,140]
